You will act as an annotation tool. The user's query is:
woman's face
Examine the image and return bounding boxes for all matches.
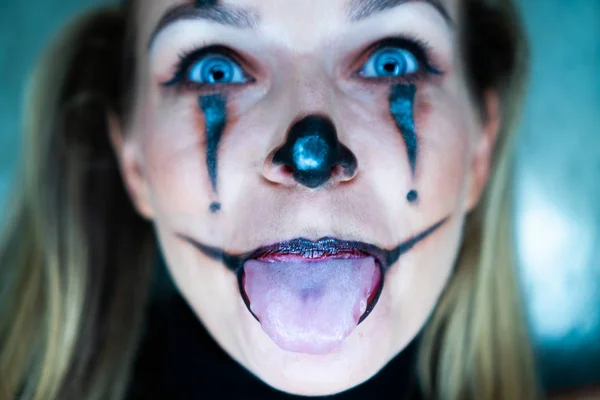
[113,0,498,395]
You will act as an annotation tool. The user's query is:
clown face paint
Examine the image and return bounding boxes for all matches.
[199,94,227,194]
[389,83,418,176]
[272,115,357,189]
[177,216,447,354]
[177,217,448,274]
[406,190,419,203]
[123,0,494,396]
[389,83,421,203]
[209,201,222,212]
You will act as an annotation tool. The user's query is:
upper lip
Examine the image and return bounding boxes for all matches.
[246,237,388,268]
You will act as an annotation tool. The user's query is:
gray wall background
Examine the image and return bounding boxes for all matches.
[1,0,599,392]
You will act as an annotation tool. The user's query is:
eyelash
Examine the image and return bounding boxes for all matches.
[162,35,443,92]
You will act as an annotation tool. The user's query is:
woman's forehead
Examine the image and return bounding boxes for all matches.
[140,0,457,50]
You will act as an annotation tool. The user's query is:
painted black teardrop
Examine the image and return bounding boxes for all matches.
[199,94,227,193]
[272,115,357,189]
[389,84,418,176]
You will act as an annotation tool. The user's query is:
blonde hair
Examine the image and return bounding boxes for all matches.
[416,2,538,399]
[0,1,537,399]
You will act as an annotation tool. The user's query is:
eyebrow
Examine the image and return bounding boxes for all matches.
[347,0,453,26]
[149,0,452,50]
[148,1,260,49]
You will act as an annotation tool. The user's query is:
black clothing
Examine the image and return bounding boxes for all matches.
[128,292,423,400]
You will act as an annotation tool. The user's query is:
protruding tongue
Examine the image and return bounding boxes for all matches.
[243,257,380,355]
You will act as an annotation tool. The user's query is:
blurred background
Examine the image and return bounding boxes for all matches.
[0,0,598,394]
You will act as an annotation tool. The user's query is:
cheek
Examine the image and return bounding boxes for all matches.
[138,96,215,223]
[412,86,473,212]
[341,83,474,219]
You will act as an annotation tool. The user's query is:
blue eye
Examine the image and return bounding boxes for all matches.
[163,47,251,89]
[188,54,247,84]
[359,47,419,78]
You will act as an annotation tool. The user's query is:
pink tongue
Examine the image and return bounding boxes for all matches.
[243,257,380,355]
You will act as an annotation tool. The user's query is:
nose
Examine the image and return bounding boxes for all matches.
[265,115,358,189]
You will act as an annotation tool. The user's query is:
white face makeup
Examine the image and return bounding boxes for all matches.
[113,0,497,396]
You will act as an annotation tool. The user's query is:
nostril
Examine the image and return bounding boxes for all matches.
[332,160,358,183]
[264,157,356,188]
[282,165,294,175]
[262,160,297,186]
[332,164,353,181]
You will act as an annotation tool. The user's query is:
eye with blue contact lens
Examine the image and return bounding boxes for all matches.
[188,54,247,84]
[166,40,438,90]
[360,47,420,78]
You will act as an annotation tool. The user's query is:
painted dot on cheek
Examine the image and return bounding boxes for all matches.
[210,202,221,213]
[407,190,419,203]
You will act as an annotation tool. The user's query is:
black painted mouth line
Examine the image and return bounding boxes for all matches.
[176,216,448,325]
[176,216,448,273]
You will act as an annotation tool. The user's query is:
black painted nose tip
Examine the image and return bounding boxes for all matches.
[272,115,357,189]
